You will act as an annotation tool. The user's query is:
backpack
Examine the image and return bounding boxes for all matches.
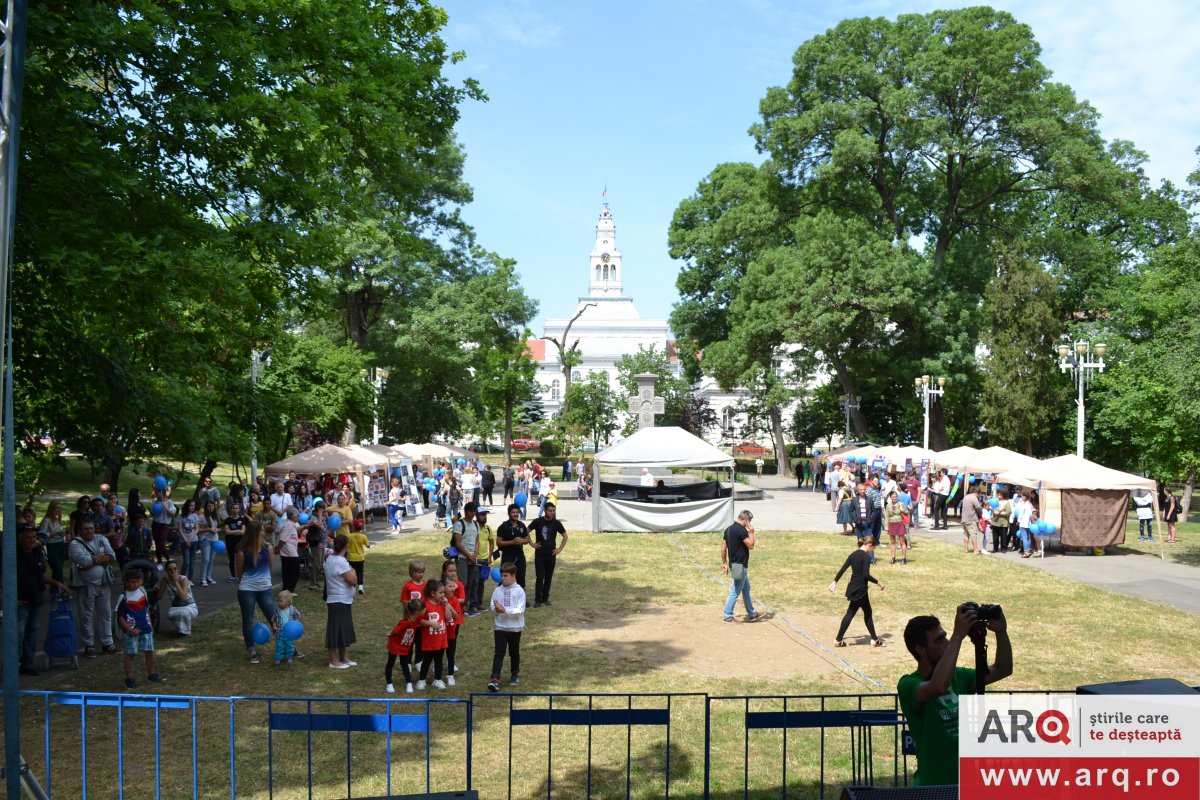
[44,594,78,662]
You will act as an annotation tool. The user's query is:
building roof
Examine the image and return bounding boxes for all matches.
[525,339,547,361]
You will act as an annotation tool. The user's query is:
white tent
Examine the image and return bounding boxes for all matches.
[933,445,981,469]
[264,444,381,474]
[592,426,735,532]
[957,446,1041,475]
[997,454,1161,553]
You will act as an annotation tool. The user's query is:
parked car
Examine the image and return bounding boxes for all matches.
[511,438,541,453]
[732,441,773,457]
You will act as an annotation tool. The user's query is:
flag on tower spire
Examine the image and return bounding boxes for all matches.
[602,184,607,199]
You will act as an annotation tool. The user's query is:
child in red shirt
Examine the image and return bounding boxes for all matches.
[385,598,425,694]
[444,576,464,680]
[442,558,466,606]
[401,560,427,668]
[418,579,451,689]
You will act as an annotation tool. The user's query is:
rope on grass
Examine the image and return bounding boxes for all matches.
[666,530,885,691]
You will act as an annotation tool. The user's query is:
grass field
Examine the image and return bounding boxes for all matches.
[9,521,1200,799]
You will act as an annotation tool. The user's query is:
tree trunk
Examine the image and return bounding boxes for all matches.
[769,406,791,476]
[504,395,514,465]
[1182,464,1196,523]
[927,398,950,451]
[831,360,870,437]
[104,462,124,494]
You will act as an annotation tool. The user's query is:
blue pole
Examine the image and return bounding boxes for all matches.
[0,2,30,798]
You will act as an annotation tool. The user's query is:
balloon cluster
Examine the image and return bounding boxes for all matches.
[1033,520,1057,535]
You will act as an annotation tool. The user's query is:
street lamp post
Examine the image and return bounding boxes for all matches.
[373,368,389,444]
[838,394,860,444]
[914,375,946,451]
[1057,340,1107,458]
[250,348,272,486]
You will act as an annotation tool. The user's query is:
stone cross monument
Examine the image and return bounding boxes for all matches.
[628,372,665,429]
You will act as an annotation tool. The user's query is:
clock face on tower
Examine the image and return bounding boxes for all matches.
[601,252,610,263]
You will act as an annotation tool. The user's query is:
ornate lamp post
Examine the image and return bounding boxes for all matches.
[838,394,860,444]
[914,375,946,451]
[1057,341,1107,458]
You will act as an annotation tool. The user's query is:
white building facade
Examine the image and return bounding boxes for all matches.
[530,203,800,447]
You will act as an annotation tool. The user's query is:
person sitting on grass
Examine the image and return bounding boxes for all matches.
[117,569,164,689]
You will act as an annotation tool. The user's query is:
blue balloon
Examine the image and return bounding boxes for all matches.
[491,567,502,584]
[989,497,1000,509]
[514,492,528,507]
[969,475,978,483]
[281,620,304,641]
[252,622,271,646]
[212,539,227,553]
[457,458,466,466]
[898,494,911,506]
[1044,522,1057,534]
[298,512,310,524]
[328,513,342,531]
[151,503,164,516]
[446,546,459,558]
[115,505,125,516]
[1034,520,1047,534]
[154,475,168,491]
[479,563,490,581]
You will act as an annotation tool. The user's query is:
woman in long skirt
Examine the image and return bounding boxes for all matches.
[834,481,855,535]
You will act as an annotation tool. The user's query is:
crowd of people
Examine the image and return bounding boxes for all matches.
[9,457,578,692]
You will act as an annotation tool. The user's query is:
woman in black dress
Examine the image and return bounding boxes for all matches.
[828,539,886,647]
[1163,487,1180,544]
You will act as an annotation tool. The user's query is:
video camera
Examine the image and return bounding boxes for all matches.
[962,601,1002,640]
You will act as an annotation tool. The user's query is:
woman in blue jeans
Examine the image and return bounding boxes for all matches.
[236,520,276,664]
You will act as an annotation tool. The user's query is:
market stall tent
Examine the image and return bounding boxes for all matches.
[264,444,380,475]
[996,454,1161,555]
[957,446,1042,475]
[592,426,735,532]
[933,445,981,469]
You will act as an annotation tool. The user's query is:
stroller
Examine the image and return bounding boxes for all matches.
[43,591,80,670]
[120,558,162,634]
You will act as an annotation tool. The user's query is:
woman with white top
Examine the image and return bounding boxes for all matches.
[236,521,275,664]
[324,534,358,669]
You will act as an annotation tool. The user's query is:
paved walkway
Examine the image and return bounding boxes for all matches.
[739,473,1200,617]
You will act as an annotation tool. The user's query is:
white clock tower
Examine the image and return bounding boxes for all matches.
[587,203,623,297]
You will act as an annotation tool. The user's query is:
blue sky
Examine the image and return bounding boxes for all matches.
[441,0,1200,333]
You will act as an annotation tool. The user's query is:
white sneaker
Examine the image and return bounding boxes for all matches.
[405,683,414,694]
[357,586,365,594]
[432,679,447,689]
[346,661,358,667]
[385,683,395,694]
[453,665,460,674]
[447,676,456,687]
[416,680,426,690]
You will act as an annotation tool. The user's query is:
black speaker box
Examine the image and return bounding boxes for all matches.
[840,786,957,800]
[1076,678,1199,695]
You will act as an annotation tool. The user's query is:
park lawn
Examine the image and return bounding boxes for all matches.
[1116,517,1200,566]
[12,528,1200,799]
[31,456,247,507]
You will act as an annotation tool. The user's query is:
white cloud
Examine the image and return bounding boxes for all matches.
[447,1,564,49]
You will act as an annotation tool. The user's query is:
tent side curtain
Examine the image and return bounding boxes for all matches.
[597,496,734,533]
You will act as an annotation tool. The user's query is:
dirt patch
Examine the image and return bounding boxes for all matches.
[563,604,903,680]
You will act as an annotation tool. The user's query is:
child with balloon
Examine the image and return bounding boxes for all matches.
[272,590,304,665]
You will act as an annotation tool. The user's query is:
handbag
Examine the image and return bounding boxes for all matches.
[730,563,746,581]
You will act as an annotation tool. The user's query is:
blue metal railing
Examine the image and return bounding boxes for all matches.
[22,691,470,800]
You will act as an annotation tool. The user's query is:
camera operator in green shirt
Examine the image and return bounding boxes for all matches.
[898,604,1013,786]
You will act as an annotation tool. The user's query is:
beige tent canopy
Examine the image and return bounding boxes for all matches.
[957,446,1042,475]
[997,454,1162,556]
[264,444,381,474]
[933,445,981,469]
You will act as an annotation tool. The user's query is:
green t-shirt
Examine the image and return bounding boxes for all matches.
[897,666,977,786]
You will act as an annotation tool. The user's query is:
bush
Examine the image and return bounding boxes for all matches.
[539,439,561,458]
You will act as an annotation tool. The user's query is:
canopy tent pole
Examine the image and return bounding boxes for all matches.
[1154,491,1164,560]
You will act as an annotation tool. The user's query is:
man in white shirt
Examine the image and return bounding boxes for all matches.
[269,482,293,517]
[639,468,655,487]
[931,470,951,530]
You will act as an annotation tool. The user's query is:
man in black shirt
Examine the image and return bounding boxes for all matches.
[529,502,568,607]
[495,503,530,589]
[720,510,763,623]
[502,464,515,501]
[17,527,69,674]
[480,465,496,506]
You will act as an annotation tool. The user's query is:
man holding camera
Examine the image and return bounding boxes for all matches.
[898,604,1013,786]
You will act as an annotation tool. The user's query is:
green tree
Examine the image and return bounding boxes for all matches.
[614,345,691,427]
[561,373,621,453]
[748,7,1130,447]
[792,383,844,453]
[1092,236,1200,518]
[979,248,1071,456]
